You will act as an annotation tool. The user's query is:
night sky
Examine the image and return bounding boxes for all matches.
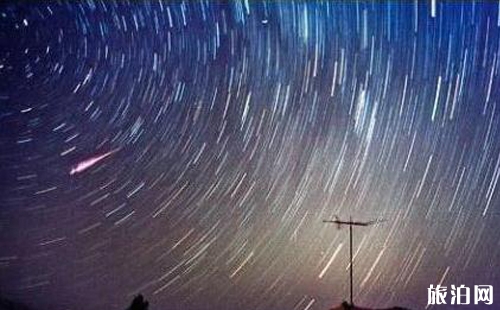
[1,1,500,310]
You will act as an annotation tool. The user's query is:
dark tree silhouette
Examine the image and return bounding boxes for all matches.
[127,294,149,310]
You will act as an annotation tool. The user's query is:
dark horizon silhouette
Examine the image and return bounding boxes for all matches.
[1,294,411,310]
[330,301,410,310]
[0,296,31,310]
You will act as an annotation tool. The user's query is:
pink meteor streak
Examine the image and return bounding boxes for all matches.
[69,149,119,175]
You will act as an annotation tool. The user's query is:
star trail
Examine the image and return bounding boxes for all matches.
[1,1,500,309]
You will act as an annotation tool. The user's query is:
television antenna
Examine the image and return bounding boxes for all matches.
[323,215,385,307]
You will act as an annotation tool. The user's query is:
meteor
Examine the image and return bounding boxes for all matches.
[69,149,119,175]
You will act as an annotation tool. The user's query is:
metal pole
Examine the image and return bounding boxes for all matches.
[322,216,383,307]
[349,221,353,307]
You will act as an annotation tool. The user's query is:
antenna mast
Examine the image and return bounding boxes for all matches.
[323,216,384,307]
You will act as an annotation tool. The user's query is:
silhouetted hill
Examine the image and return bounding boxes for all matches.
[0,295,411,310]
[0,297,32,310]
[330,301,410,310]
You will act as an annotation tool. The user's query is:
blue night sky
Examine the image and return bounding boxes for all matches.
[1,1,500,309]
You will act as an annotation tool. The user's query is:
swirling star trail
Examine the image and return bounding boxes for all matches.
[1,1,500,310]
